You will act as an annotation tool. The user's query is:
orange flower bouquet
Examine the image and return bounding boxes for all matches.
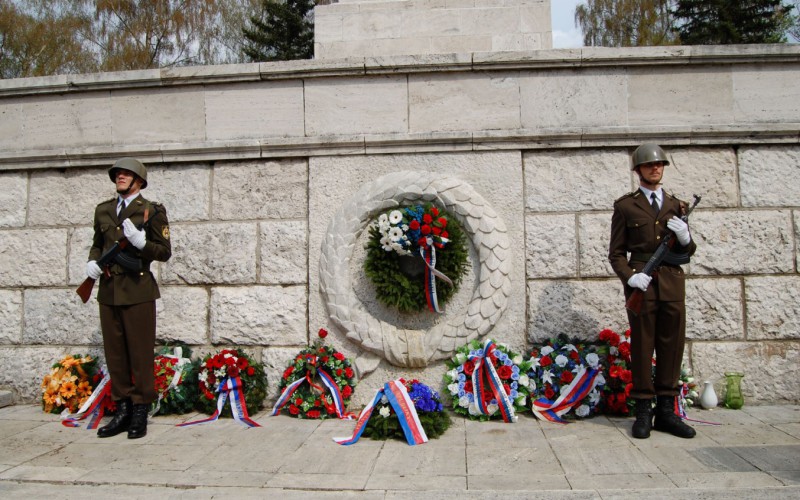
[41,354,100,414]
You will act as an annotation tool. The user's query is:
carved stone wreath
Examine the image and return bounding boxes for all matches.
[319,171,512,369]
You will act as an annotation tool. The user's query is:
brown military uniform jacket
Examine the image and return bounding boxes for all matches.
[88,194,171,306]
[608,189,696,301]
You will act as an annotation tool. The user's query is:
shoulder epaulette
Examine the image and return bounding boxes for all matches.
[98,197,116,207]
[614,191,638,204]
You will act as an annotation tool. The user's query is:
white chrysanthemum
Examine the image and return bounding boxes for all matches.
[575,404,590,417]
[378,213,388,225]
[389,226,404,241]
[585,353,600,369]
[447,369,459,380]
[555,354,569,367]
[459,396,471,408]
[379,406,391,418]
[447,383,460,395]
[541,346,554,356]
[389,210,403,224]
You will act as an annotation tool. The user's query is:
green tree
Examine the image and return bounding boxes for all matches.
[575,0,678,47]
[673,0,794,44]
[242,0,316,62]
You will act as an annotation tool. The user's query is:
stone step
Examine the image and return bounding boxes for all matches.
[0,390,14,408]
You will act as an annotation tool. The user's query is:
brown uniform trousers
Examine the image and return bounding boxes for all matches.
[89,195,171,404]
[608,190,696,399]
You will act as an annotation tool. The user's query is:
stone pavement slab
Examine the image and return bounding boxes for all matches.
[0,404,798,498]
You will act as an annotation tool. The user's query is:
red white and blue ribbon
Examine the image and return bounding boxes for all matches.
[333,380,428,446]
[60,370,111,430]
[469,340,518,423]
[678,385,720,426]
[420,240,452,313]
[177,376,260,428]
[271,368,354,419]
[532,366,599,424]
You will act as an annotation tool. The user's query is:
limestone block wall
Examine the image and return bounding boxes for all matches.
[0,45,799,407]
[315,0,552,58]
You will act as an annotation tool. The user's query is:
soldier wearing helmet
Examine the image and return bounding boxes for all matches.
[85,158,171,439]
[608,144,697,440]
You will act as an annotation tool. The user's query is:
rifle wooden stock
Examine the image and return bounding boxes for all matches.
[625,289,644,315]
[76,278,96,303]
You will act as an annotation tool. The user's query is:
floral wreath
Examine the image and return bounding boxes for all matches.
[41,354,103,415]
[444,339,531,421]
[196,348,267,418]
[364,203,469,313]
[528,335,603,422]
[151,345,199,416]
[362,379,451,441]
[596,328,635,415]
[274,328,357,419]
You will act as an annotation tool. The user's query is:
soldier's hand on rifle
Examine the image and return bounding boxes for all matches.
[628,273,652,292]
[86,260,102,280]
[122,219,147,250]
[667,216,691,246]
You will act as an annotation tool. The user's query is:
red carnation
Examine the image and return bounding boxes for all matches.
[333,352,345,361]
[540,356,552,367]
[321,356,329,363]
[336,368,343,376]
[423,214,433,224]
[610,365,624,379]
[432,226,442,236]
[560,371,574,384]
[289,404,300,415]
[409,220,420,230]
[283,366,294,379]
[247,366,255,376]
[437,217,447,227]
[441,231,449,239]
[318,328,328,339]
[342,385,352,399]
[344,367,354,378]
[569,350,579,361]
[295,397,303,406]
[421,224,431,235]
[307,410,321,419]
[620,369,632,384]
[618,342,631,360]
[496,365,513,380]
[431,207,439,216]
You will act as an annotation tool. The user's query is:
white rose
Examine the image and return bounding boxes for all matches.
[555,354,569,367]
[459,396,471,408]
[447,369,458,380]
[575,404,590,417]
[379,406,391,418]
[541,346,554,356]
[512,355,523,365]
[456,353,467,364]
[585,353,600,369]
[518,374,530,387]
[447,383,460,395]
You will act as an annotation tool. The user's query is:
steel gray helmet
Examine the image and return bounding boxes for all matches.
[632,143,669,170]
[108,157,147,188]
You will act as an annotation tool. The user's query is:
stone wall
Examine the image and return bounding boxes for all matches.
[0,45,799,407]
[315,0,552,58]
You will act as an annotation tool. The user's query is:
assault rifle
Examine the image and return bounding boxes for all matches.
[625,195,701,315]
[76,206,157,304]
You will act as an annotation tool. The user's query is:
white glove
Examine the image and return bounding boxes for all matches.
[122,219,146,250]
[627,273,652,292]
[86,260,102,280]
[667,216,691,246]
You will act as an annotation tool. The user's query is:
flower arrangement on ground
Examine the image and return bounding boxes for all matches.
[678,366,699,409]
[273,328,357,419]
[596,328,635,415]
[196,348,267,418]
[364,203,469,313]
[444,338,531,422]
[362,379,451,440]
[528,335,603,422]
[41,354,100,414]
[151,345,199,416]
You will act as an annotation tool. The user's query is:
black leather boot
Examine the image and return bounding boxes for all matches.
[127,403,149,439]
[653,395,696,438]
[631,398,653,439]
[97,399,131,438]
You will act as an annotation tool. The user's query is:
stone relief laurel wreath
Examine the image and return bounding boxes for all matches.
[319,171,512,374]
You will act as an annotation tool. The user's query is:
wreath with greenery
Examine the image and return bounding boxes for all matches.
[444,339,531,421]
[362,379,451,441]
[364,204,469,313]
[196,348,268,418]
[151,345,199,416]
[276,328,357,419]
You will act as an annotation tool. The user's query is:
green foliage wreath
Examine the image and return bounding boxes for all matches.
[364,204,469,313]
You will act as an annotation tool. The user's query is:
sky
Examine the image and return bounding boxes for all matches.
[551,0,585,49]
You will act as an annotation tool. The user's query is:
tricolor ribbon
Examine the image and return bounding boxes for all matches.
[469,340,518,423]
[333,380,428,446]
[419,239,452,313]
[150,347,191,418]
[60,369,112,429]
[532,365,599,424]
[271,368,354,419]
[177,376,260,428]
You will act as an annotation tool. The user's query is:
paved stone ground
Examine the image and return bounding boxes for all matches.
[0,404,798,499]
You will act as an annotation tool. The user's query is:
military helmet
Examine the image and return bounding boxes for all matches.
[108,157,147,189]
[631,143,670,170]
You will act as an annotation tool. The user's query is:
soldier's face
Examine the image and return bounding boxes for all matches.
[637,162,664,188]
[115,169,141,195]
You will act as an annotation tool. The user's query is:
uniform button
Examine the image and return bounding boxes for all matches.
[140,272,144,276]
[655,221,660,225]
[657,236,661,240]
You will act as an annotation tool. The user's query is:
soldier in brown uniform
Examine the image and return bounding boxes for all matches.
[608,144,696,439]
[85,158,171,439]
